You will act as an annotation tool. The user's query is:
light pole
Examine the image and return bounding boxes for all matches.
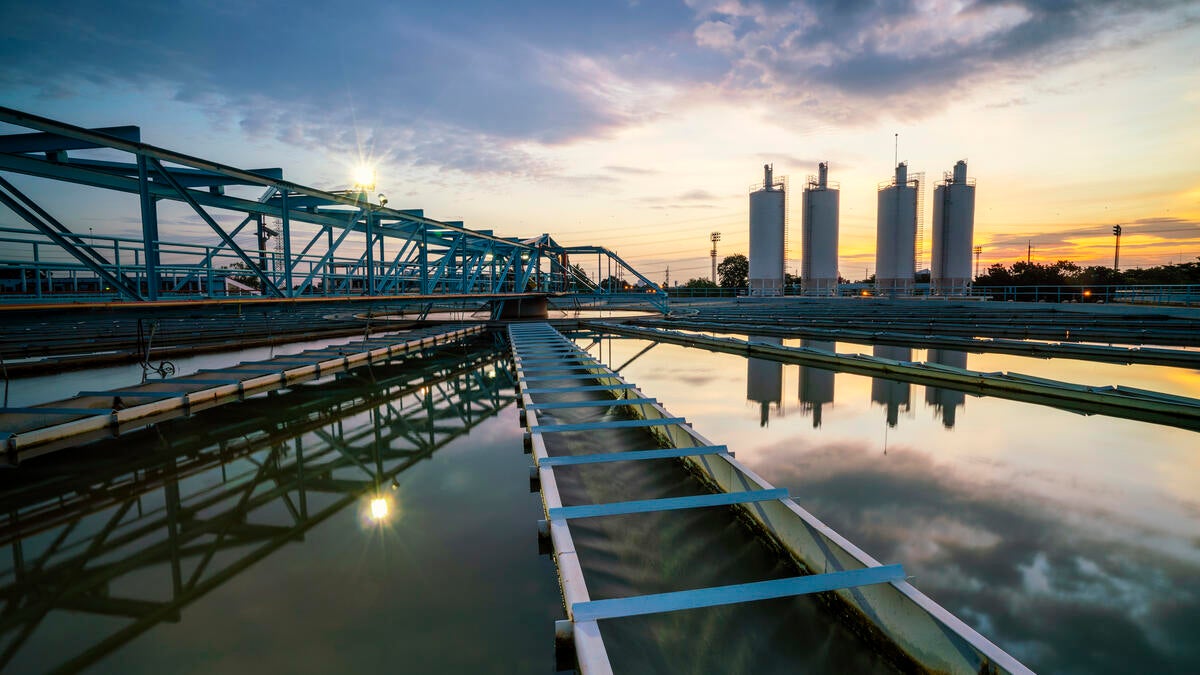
[710,231,721,284]
[973,245,982,279]
[1112,225,1122,271]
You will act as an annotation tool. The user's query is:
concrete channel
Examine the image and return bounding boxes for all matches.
[510,322,1030,674]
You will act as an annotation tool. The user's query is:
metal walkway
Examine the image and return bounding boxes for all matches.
[1,324,484,463]
[509,323,1030,674]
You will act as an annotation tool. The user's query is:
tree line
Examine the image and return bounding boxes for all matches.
[975,258,1200,287]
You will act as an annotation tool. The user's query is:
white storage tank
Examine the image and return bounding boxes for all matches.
[931,160,976,296]
[749,164,786,296]
[801,162,839,296]
[875,162,919,296]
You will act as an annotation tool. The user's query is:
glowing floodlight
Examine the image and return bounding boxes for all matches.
[353,165,376,190]
[369,497,389,521]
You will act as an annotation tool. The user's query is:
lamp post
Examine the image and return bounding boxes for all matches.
[1112,225,1122,271]
[710,231,721,284]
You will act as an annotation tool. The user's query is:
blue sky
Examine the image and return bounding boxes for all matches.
[2,0,1198,280]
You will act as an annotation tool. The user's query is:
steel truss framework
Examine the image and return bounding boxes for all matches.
[0,107,666,312]
[0,343,516,673]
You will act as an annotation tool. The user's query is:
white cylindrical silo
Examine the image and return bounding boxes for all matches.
[875,162,917,296]
[931,160,976,296]
[749,164,785,296]
[801,162,839,296]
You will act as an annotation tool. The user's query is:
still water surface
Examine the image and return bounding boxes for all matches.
[0,346,561,674]
[580,332,1200,674]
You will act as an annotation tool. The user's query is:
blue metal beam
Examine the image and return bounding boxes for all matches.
[538,445,725,466]
[570,565,906,621]
[149,158,283,298]
[547,488,788,520]
[522,384,637,395]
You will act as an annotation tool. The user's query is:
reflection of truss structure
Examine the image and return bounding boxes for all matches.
[0,107,665,311]
[0,344,516,673]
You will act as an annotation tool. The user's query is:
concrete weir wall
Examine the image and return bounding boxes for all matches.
[513,324,1030,675]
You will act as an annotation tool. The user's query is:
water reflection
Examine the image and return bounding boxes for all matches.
[0,346,519,674]
[589,333,1200,674]
[798,340,835,428]
[870,345,911,427]
[748,437,1200,675]
[747,335,783,427]
[924,349,968,428]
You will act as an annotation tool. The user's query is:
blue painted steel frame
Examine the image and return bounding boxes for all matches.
[0,107,668,311]
[571,565,907,621]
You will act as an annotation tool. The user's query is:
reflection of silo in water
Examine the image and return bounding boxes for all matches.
[747,335,783,426]
[798,339,835,427]
[871,344,911,427]
[925,349,968,428]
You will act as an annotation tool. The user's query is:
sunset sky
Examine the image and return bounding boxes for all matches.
[2,0,1198,283]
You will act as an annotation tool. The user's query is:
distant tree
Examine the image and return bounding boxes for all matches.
[223,261,261,290]
[599,275,625,292]
[717,254,749,288]
[683,277,718,289]
[566,263,594,290]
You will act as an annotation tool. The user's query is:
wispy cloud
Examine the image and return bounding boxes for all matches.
[684,0,1198,121]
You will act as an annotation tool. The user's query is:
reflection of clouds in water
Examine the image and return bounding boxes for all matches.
[744,437,1200,674]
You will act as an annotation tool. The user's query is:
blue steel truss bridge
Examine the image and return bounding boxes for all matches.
[0,107,665,316]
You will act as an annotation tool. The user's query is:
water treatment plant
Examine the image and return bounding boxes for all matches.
[2,108,1199,674]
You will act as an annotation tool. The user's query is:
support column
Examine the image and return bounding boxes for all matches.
[281,191,293,297]
[365,210,375,295]
[420,226,429,294]
[136,155,161,300]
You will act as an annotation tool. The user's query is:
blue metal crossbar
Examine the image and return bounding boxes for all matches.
[519,365,601,373]
[523,384,636,394]
[524,373,608,382]
[0,407,106,416]
[517,348,582,354]
[531,418,685,434]
[570,564,906,621]
[539,445,727,467]
[547,488,787,520]
[527,398,656,411]
[518,357,598,365]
